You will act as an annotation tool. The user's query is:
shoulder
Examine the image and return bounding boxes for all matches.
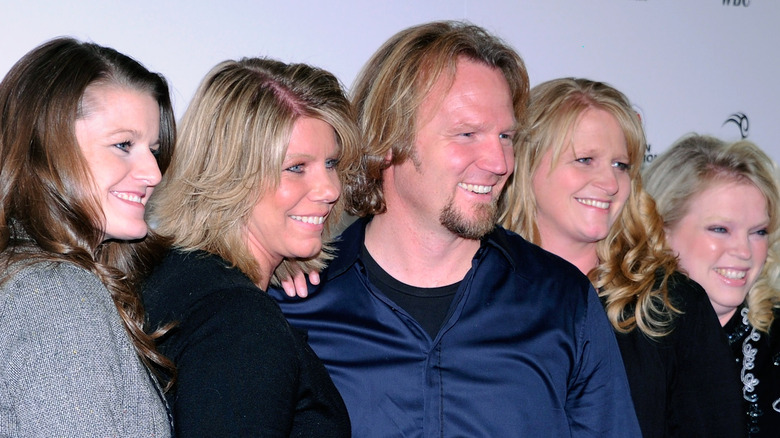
[1,260,113,319]
[474,228,595,324]
[664,272,716,318]
[144,249,292,342]
[2,259,104,291]
[663,272,731,352]
[0,260,136,376]
[321,218,366,279]
[144,249,275,314]
[146,254,304,394]
[486,226,589,287]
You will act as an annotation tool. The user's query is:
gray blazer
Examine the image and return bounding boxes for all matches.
[0,260,171,437]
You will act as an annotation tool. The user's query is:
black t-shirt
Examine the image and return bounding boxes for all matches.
[361,243,458,339]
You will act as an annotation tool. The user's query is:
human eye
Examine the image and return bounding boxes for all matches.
[499,131,516,144]
[285,163,304,174]
[575,157,592,164]
[150,142,161,157]
[612,161,631,172]
[707,226,728,234]
[754,228,769,237]
[325,157,340,170]
[113,141,132,152]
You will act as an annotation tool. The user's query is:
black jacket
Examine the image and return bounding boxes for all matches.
[143,249,350,437]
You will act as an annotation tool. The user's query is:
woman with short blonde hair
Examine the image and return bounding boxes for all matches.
[143,57,360,436]
[644,134,780,437]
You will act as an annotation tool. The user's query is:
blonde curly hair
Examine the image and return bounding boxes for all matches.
[499,78,680,338]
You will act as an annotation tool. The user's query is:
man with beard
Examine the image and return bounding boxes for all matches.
[270,21,640,437]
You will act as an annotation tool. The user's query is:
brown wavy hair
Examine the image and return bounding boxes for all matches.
[499,78,680,337]
[0,37,176,383]
[644,134,780,332]
[348,20,529,217]
[149,57,361,287]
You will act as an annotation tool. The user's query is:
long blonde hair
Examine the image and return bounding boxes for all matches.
[499,78,679,337]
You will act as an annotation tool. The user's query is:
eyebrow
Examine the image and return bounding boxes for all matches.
[282,152,341,162]
[450,120,519,132]
[105,128,140,138]
[700,214,770,225]
[571,146,628,158]
[284,153,316,160]
[103,128,161,146]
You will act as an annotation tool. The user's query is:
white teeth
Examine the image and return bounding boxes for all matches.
[113,192,142,203]
[577,198,610,210]
[290,215,326,225]
[458,183,492,194]
[715,268,746,279]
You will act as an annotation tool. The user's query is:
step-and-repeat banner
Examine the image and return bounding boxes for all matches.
[1,0,775,162]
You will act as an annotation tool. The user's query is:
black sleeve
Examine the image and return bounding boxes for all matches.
[665,275,746,438]
[169,287,300,437]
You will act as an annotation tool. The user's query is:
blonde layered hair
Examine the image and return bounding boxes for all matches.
[150,58,360,287]
[644,134,780,332]
[499,78,679,337]
[347,20,529,217]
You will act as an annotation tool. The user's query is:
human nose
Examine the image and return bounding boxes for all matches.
[479,136,511,176]
[729,233,752,260]
[311,168,340,204]
[135,148,162,186]
[594,166,619,196]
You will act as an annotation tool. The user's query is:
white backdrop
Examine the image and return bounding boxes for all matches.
[1,0,777,162]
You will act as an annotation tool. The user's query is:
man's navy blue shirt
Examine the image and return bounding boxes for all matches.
[270,218,641,437]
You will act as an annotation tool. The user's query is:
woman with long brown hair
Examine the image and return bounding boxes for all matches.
[0,38,175,436]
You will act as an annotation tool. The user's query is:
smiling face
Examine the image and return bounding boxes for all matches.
[532,108,630,256]
[387,58,516,239]
[666,180,770,324]
[244,117,340,280]
[75,85,161,242]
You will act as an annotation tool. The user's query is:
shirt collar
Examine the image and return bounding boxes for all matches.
[325,217,519,280]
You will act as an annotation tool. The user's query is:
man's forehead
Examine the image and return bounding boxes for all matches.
[416,59,514,124]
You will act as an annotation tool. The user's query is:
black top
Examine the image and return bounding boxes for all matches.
[614,272,746,438]
[143,250,350,437]
[725,305,780,438]
[361,243,458,339]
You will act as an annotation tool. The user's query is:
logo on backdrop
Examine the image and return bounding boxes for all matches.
[723,0,750,6]
[633,104,657,165]
[723,112,749,139]
[644,143,658,165]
